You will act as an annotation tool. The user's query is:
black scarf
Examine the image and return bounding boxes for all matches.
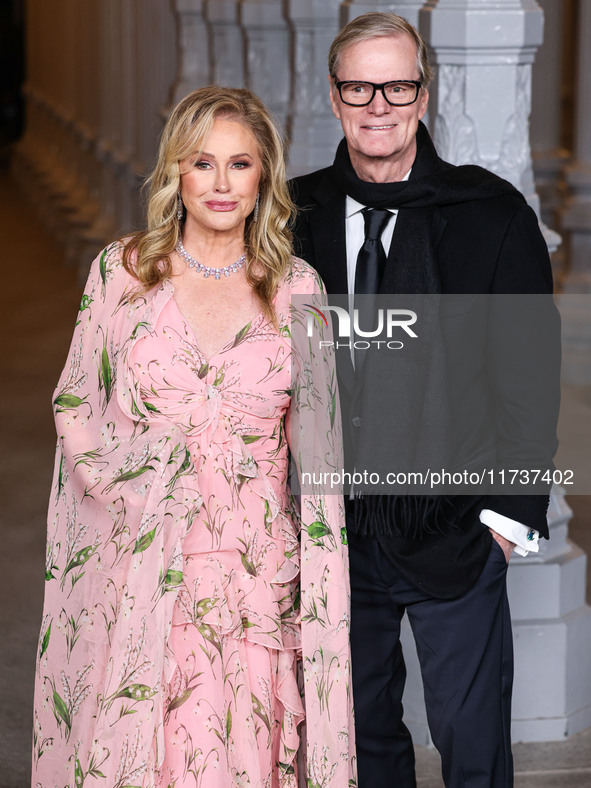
[332,122,519,210]
[331,123,522,539]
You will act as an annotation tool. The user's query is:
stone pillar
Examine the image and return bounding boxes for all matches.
[204,0,245,88]
[421,1,538,207]
[530,0,570,230]
[421,0,560,248]
[286,0,343,175]
[63,0,105,260]
[77,0,123,263]
[341,0,426,29]
[78,0,101,162]
[562,0,591,290]
[154,0,179,121]
[172,0,211,104]
[240,0,291,127]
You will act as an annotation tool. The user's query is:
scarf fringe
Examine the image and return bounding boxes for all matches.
[349,495,459,539]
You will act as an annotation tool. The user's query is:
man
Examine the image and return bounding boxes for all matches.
[290,12,559,788]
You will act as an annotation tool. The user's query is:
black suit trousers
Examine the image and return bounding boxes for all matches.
[347,529,514,788]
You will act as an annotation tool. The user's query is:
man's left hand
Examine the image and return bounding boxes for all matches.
[489,529,515,563]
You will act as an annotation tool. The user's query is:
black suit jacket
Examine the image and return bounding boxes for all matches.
[289,142,560,598]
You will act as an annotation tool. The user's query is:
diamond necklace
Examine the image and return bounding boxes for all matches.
[176,239,246,280]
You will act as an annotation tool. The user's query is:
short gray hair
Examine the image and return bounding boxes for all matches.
[328,12,434,88]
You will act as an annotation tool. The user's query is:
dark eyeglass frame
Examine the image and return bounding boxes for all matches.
[333,78,422,107]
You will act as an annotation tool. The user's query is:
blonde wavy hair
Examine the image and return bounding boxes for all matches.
[123,86,294,321]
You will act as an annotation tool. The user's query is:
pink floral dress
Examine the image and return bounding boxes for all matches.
[32,242,356,788]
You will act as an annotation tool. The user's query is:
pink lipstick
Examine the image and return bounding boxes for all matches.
[205,200,238,211]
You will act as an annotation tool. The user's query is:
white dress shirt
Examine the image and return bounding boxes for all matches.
[344,192,539,557]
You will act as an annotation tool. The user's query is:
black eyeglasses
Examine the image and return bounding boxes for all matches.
[333,79,422,107]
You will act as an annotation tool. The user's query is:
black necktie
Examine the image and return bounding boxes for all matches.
[354,207,391,295]
[353,208,391,371]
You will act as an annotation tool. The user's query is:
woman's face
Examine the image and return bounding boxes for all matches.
[180,116,262,240]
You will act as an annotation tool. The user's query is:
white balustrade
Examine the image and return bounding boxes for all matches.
[286,0,343,175]
[240,0,290,127]
[172,0,212,104]
[204,0,245,88]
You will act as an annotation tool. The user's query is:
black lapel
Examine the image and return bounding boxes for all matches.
[308,174,348,295]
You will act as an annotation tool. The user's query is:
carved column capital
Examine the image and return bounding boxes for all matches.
[421,0,552,237]
[421,0,544,64]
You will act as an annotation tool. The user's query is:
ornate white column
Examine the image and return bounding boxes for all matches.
[240,0,290,127]
[420,1,541,208]
[340,0,427,29]
[562,0,591,290]
[286,0,343,175]
[204,0,245,88]
[172,0,211,104]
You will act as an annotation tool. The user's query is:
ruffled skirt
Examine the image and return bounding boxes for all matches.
[158,531,304,788]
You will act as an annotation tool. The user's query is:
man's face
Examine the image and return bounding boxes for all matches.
[329,34,429,179]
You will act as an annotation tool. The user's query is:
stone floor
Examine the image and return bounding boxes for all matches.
[1,160,590,787]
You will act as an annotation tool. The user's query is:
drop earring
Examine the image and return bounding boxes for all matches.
[177,190,184,222]
[253,192,260,222]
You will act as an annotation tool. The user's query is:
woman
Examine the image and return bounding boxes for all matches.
[32,87,355,788]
